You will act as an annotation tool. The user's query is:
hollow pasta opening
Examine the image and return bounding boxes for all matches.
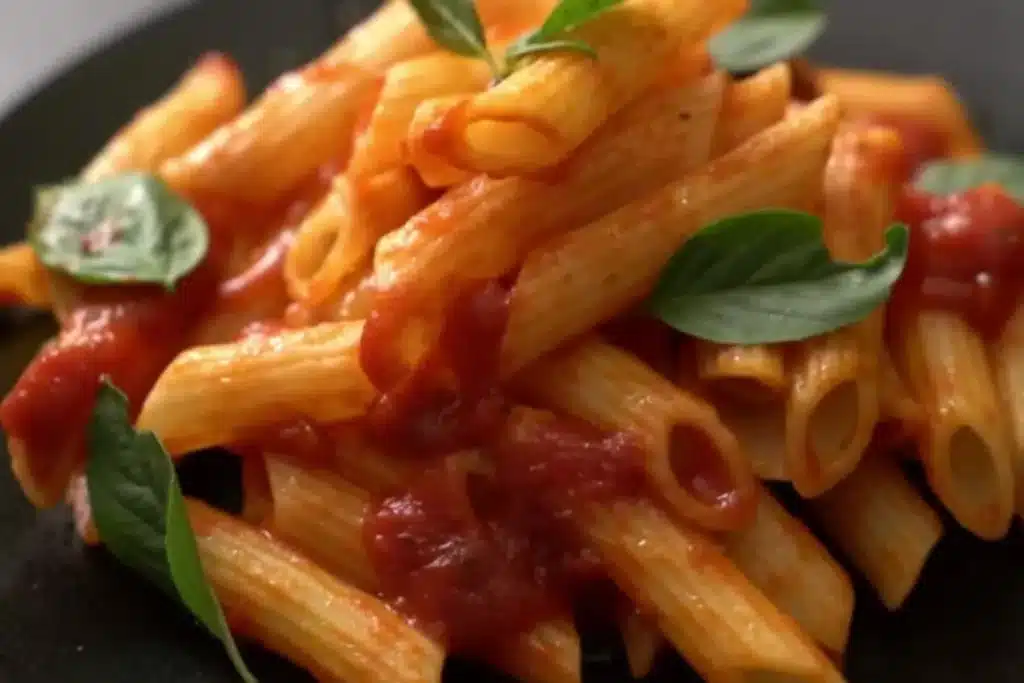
[668,424,733,510]
[947,426,1001,514]
[807,379,861,468]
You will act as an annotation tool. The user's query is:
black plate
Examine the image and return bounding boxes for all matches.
[2,1,1024,681]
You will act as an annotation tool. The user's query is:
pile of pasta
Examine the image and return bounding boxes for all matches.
[0,0,1015,682]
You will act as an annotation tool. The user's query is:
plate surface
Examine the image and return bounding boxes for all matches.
[1,1,1023,682]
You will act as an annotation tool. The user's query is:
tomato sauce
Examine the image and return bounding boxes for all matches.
[891,184,1024,337]
[360,280,510,456]
[0,254,220,490]
[364,411,646,653]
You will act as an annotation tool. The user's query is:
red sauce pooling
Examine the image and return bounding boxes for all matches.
[365,412,646,653]
[360,280,509,456]
[359,280,653,653]
[891,184,1024,337]
[0,253,220,482]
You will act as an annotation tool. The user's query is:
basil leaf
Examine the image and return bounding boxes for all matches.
[29,172,208,290]
[709,0,826,73]
[648,209,909,344]
[407,0,496,69]
[914,154,1024,202]
[505,0,622,67]
[87,380,258,683]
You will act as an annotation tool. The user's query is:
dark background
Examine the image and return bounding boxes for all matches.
[2,1,1024,682]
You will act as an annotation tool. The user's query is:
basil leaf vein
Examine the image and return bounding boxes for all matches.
[648,209,909,344]
[914,154,1024,203]
[29,172,208,290]
[710,0,826,73]
[86,380,257,683]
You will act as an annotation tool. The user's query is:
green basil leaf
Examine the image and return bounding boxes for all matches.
[87,380,258,683]
[505,38,597,64]
[407,0,494,67]
[914,154,1024,202]
[505,0,622,67]
[648,209,909,344]
[28,172,208,290]
[29,174,206,290]
[709,0,826,73]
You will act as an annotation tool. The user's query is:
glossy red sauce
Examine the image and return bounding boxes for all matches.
[365,412,645,653]
[360,280,510,456]
[0,251,220,480]
[891,184,1024,337]
[357,278,656,652]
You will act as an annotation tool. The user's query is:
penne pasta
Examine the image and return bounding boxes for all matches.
[0,242,50,308]
[878,344,926,432]
[375,69,725,302]
[188,500,446,683]
[723,486,855,654]
[784,124,902,496]
[587,499,838,683]
[516,338,758,531]
[285,168,433,307]
[817,67,983,159]
[264,456,583,683]
[405,95,480,188]
[993,305,1024,514]
[896,310,1015,539]
[694,66,808,408]
[137,322,376,455]
[422,0,743,175]
[716,397,790,481]
[811,454,943,609]
[694,343,789,404]
[82,53,247,181]
[620,611,663,680]
[500,96,842,376]
[323,0,435,71]
[712,64,793,162]
[349,53,492,179]
[161,60,378,206]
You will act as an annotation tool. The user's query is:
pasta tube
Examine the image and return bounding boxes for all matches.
[516,338,758,531]
[188,500,445,683]
[723,485,855,654]
[137,322,375,454]
[811,455,943,609]
[500,96,842,376]
[897,311,1015,539]
[422,0,743,175]
[349,53,492,179]
[784,124,902,495]
[264,457,582,683]
[161,60,378,205]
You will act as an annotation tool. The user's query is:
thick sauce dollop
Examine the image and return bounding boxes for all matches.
[892,184,1024,337]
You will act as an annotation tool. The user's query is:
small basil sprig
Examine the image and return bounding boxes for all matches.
[86,380,257,683]
[914,154,1024,203]
[29,172,208,291]
[505,0,623,67]
[407,0,500,73]
[710,0,827,74]
[648,209,909,344]
[407,0,623,79]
